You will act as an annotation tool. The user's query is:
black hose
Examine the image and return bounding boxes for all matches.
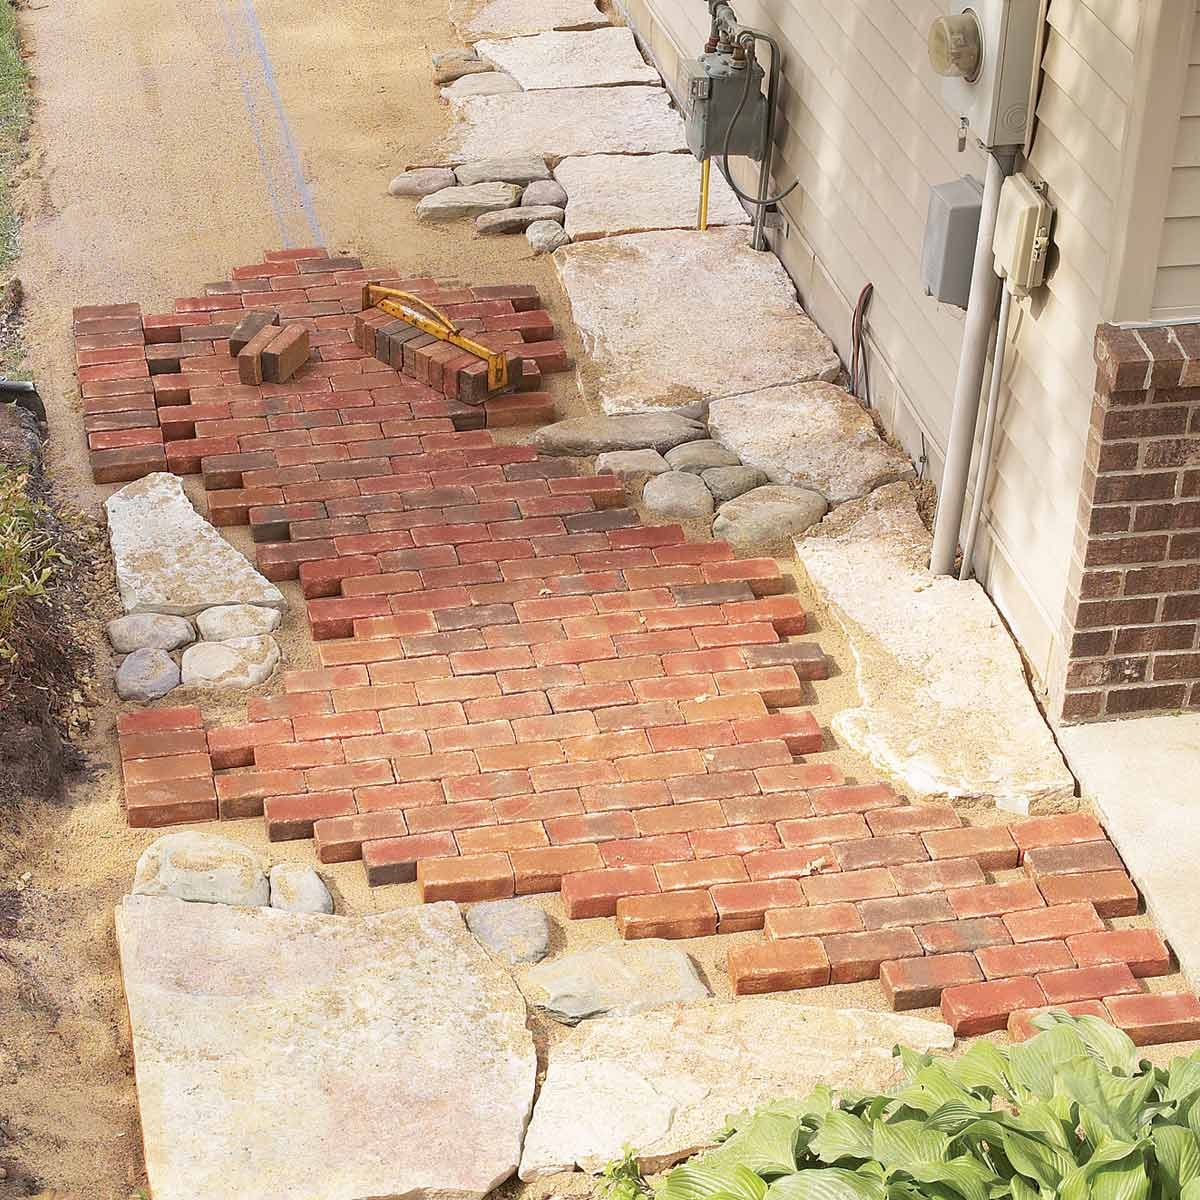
[717,38,800,208]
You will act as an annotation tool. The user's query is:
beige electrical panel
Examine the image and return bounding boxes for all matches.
[992,172,1053,296]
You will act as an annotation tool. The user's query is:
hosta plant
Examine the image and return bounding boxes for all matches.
[655,1011,1200,1200]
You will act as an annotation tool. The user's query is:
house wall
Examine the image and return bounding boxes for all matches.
[617,0,1141,691]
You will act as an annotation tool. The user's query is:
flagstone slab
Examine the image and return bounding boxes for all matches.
[555,153,749,240]
[476,29,659,91]
[554,227,840,413]
[116,896,536,1200]
[105,472,285,616]
[518,1000,954,1178]
[442,87,687,162]
[451,0,609,42]
[795,483,1076,815]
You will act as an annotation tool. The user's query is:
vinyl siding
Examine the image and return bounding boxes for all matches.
[617,0,1140,686]
[1151,10,1200,319]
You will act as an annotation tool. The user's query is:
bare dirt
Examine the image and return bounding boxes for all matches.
[2,1,1195,1197]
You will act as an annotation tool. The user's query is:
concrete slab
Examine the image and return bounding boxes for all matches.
[450,0,609,42]
[116,896,536,1200]
[554,227,840,413]
[441,87,687,162]
[795,483,1076,815]
[554,152,749,240]
[476,29,659,90]
[518,1000,953,1178]
[1059,714,1200,988]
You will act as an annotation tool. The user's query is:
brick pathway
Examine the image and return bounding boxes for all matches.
[86,249,1200,1046]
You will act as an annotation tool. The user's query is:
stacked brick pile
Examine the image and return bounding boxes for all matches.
[95,251,1200,1048]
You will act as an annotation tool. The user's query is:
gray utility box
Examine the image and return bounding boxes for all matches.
[679,52,768,161]
[921,175,984,308]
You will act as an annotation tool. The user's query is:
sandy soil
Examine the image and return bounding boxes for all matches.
[1,1,1195,1197]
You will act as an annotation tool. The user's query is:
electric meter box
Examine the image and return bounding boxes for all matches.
[921,175,984,308]
[941,0,1040,149]
[993,172,1054,295]
[679,52,768,161]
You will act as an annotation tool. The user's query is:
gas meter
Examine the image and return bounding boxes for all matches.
[679,50,768,162]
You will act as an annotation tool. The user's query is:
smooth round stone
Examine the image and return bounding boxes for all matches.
[107,612,194,653]
[712,485,828,554]
[596,448,670,479]
[527,219,570,254]
[269,864,334,914]
[389,167,457,197]
[115,647,180,701]
[196,604,282,641]
[454,155,551,187]
[522,179,568,207]
[466,898,551,964]
[180,635,280,689]
[416,182,522,221]
[132,832,269,907]
[475,205,565,235]
[641,470,714,519]
[664,439,741,474]
[702,464,768,503]
[534,413,705,456]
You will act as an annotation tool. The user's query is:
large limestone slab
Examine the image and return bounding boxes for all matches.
[555,228,840,413]
[117,896,536,1200]
[442,87,687,162]
[708,381,916,505]
[476,29,659,91]
[795,483,1075,815]
[518,1000,954,1178]
[555,153,749,240]
[105,473,285,616]
[451,0,609,42]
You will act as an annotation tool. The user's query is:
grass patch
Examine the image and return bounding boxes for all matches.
[0,465,62,662]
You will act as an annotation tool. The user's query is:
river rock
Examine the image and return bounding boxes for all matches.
[180,635,280,689]
[642,470,714,519]
[416,181,521,221]
[441,71,523,101]
[132,832,270,907]
[105,473,286,616]
[522,178,568,207]
[107,613,194,653]
[534,413,705,456]
[454,154,550,186]
[713,484,829,554]
[115,648,180,701]
[517,1001,955,1179]
[116,897,537,1200]
[450,0,609,41]
[442,87,687,161]
[707,381,916,504]
[388,167,457,197]
[195,603,281,641]
[476,205,565,234]
[268,864,334,914]
[795,482,1075,814]
[466,898,551,964]
[554,227,839,413]
[702,464,767,503]
[523,941,709,1024]
[475,28,659,90]
[596,448,670,480]
[527,220,570,253]
[664,439,741,474]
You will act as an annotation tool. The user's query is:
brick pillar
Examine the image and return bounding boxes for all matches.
[1056,324,1200,721]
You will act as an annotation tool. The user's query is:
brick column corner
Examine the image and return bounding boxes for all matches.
[1055,323,1200,722]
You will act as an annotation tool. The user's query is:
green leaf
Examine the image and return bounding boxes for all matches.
[1033,1010,1141,1076]
[660,1166,747,1200]
[1008,1023,1088,1100]
[807,1111,874,1164]
[905,1154,995,1200]
[946,1040,1013,1100]
[871,1119,950,1170]
[1154,1125,1200,1198]
[702,1112,805,1178]
[1165,1058,1200,1105]
[765,1169,886,1200]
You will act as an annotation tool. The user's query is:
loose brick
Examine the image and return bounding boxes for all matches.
[881,954,982,1011]
[766,903,862,939]
[560,865,658,918]
[809,784,899,814]
[510,843,604,893]
[866,805,961,837]
[1009,812,1106,857]
[616,890,717,939]
[729,938,830,994]
[363,832,460,886]
[823,928,923,984]
[711,879,806,932]
[229,309,279,355]
[976,939,1075,980]
[941,977,1046,1036]
[1104,992,1200,1046]
[1037,963,1141,1005]
[1067,930,1172,976]
[418,852,514,902]
[1003,902,1105,943]
[120,728,209,761]
[314,811,408,863]
[1037,871,1139,918]
[922,825,1018,870]
[917,917,1013,954]
[122,752,213,787]
[125,777,217,827]
[264,791,356,841]
[237,322,279,385]
[1023,841,1124,877]
[1008,1001,1111,1042]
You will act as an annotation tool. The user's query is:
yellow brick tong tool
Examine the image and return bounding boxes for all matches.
[362,283,509,392]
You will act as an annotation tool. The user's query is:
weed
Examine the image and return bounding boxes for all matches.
[0,466,63,661]
[598,1147,648,1200]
